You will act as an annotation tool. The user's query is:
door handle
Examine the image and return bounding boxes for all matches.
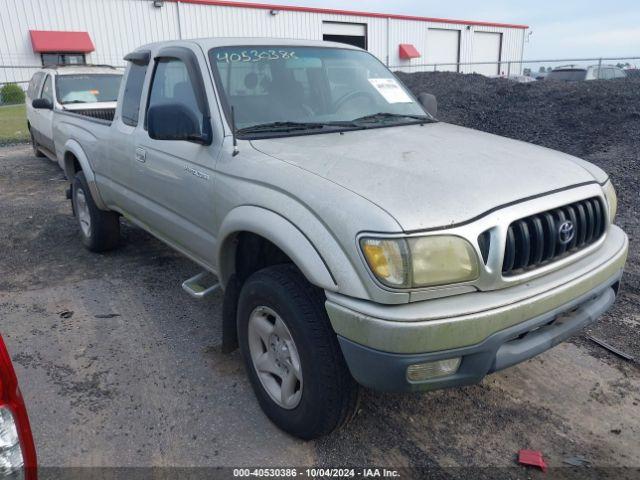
[135,147,146,163]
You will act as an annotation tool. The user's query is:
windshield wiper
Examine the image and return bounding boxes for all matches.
[236,121,356,135]
[62,100,89,105]
[237,121,324,133]
[235,115,428,136]
[349,112,434,124]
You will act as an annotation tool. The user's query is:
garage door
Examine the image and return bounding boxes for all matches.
[472,32,502,76]
[323,22,367,49]
[427,29,460,72]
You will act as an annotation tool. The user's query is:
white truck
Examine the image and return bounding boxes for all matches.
[26,65,122,165]
[52,38,627,439]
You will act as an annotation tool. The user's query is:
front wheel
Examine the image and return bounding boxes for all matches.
[238,265,359,439]
[72,171,120,252]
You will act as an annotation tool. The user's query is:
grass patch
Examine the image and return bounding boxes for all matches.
[0,104,29,144]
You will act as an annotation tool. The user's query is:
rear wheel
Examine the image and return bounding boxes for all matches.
[72,171,120,252]
[238,264,359,439]
[30,130,44,158]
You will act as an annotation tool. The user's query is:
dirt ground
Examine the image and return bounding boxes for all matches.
[1,140,638,477]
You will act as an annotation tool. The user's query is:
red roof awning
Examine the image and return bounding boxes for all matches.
[399,44,421,60]
[29,30,95,53]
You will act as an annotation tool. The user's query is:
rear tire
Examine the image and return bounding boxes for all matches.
[72,171,120,252]
[30,130,44,158]
[237,264,359,439]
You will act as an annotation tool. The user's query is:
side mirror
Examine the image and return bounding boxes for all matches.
[32,98,53,110]
[147,103,211,145]
[418,93,438,118]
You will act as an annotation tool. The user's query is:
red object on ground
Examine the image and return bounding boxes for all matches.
[29,30,95,53]
[518,449,547,472]
[399,44,421,59]
[0,335,37,479]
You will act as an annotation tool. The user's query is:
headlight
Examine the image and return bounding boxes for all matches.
[409,236,480,287]
[602,180,617,222]
[361,236,479,289]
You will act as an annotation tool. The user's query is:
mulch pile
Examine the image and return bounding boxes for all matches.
[396,71,640,157]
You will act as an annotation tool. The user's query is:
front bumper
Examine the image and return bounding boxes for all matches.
[326,225,628,392]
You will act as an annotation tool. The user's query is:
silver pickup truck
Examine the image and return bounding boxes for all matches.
[53,38,628,439]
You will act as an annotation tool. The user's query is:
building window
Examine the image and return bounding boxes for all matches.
[41,53,86,66]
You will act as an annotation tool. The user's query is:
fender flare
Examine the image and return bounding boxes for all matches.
[217,206,337,291]
[62,139,108,210]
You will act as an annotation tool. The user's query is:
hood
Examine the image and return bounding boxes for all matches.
[251,122,600,231]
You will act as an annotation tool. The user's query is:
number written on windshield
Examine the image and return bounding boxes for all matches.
[216,50,298,63]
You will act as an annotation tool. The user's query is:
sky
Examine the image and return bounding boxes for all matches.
[231,0,640,59]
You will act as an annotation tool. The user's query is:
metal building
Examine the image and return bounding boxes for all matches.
[0,0,528,86]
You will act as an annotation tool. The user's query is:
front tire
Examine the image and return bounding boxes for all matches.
[72,171,120,252]
[238,265,359,439]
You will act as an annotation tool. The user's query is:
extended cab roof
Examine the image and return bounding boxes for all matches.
[39,65,122,76]
[127,36,362,56]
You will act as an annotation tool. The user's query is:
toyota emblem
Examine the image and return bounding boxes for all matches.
[558,220,575,245]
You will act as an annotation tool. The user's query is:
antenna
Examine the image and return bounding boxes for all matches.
[231,106,239,157]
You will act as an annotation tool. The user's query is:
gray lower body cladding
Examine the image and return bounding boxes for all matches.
[338,271,622,392]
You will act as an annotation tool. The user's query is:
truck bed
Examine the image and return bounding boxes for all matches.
[53,109,114,172]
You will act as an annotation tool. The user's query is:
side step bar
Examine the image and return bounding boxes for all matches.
[182,272,220,299]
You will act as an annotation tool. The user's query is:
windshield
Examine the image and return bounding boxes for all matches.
[56,74,122,105]
[209,46,429,136]
[546,69,587,82]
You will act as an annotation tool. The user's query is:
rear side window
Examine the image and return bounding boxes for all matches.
[603,68,615,80]
[546,69,587,81]
[614,68,627,79]
[121,63,147,126]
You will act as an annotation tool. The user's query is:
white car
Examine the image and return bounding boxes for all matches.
[497,74,537,83]
[26,65,122,160]
[545,65,627,82]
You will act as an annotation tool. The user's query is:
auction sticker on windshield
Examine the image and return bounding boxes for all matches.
[216,50,298,63]
[368,78,412,103]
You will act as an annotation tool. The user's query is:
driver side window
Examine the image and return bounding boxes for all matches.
[147,58,202,130]
[41,75,53,103]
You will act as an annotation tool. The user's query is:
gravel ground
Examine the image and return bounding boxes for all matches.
[1,74,639,477]
[398,72,640,362]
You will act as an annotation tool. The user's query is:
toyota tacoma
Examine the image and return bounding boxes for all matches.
[52,38,628,439]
